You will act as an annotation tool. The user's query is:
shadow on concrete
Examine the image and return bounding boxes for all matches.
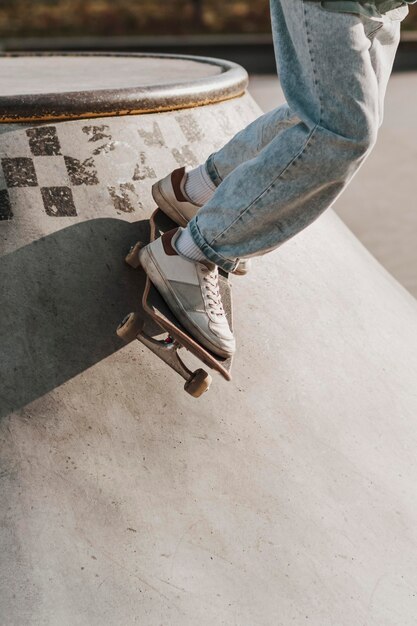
[0,217,150,419]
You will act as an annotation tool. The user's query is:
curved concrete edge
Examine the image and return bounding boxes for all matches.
[0,52,249,123]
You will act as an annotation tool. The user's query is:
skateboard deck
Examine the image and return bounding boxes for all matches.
[117,209,233,397]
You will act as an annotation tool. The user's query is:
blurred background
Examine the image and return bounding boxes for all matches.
[0,0,416,297]
[0,0,273,37]
[0,0,416,37]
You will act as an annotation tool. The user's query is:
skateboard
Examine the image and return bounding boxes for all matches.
[116,209,233,398]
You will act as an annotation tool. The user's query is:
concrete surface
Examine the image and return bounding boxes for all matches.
[0,55,222,96]
[249,72,417,299]
[1,56,417,625]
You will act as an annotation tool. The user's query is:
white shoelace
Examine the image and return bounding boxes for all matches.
[201,267,225,317]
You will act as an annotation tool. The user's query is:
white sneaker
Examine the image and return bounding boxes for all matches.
[152,165,200,227]
[138,228,236,358]
[152,166,250,276]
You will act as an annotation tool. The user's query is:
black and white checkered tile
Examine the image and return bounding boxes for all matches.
[0,99,259,222]
[1,124,119,220]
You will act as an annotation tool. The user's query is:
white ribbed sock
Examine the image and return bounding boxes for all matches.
[175,228,207,262]
[184,163,217,205]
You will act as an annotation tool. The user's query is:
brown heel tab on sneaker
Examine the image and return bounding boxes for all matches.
[171,167,188,203]
[162,229,180,256]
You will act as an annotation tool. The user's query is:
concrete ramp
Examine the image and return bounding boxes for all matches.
[1,54,417,626]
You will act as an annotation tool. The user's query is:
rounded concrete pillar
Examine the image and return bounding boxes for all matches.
[1,53,417,625]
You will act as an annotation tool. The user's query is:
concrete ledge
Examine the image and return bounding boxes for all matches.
[0,52,249,122]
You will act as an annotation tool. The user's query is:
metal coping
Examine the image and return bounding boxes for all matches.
[0,52,249,123]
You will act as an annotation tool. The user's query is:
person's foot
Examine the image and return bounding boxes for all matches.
[152,166,250,276]
[152,165,200,227]
[138,228,236,358]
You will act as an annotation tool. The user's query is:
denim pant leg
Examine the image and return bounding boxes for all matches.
[206,104,300,186]
[188,0,402,273]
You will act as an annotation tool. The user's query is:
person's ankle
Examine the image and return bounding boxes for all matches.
[174,228,207,262]
[184,163,217,205]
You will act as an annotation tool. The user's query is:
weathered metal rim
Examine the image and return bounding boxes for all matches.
[0,51,249,123]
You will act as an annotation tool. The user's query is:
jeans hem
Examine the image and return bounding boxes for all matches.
[188,219,238,273]
[205,153,223,187]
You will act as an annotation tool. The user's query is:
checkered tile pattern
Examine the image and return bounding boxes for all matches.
[0,126,101,220]
[0,98,260,222]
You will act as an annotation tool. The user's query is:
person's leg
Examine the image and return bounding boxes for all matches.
[138,0,404,356]
[179,3,406,202]
[151,105,298,222]
[186,0,403,272]
[152,103,301,275]
[204,6,405,188]
[204,104,300,187]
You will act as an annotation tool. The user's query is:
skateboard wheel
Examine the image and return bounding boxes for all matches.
[184,369,212,398]
[125,241,144,268]
[116,312,143,342]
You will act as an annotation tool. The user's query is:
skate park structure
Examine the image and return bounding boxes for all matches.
[1,53,417,625]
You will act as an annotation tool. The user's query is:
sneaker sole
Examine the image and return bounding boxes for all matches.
[232,262,249,276]
[139,246,235,359]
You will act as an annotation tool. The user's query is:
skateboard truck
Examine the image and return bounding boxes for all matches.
[117,311,212,398]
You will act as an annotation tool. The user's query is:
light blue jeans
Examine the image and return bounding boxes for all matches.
[188,0,408,272]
